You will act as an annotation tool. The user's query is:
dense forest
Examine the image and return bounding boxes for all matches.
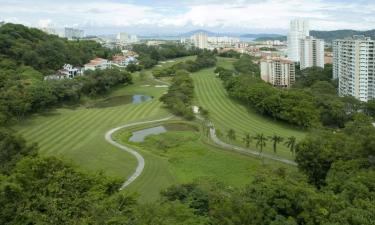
[0,23,117,75]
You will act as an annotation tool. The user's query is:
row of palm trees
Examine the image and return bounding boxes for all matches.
[225,129,297,155]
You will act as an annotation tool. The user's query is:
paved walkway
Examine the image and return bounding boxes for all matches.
[209,125,297,166]
[104,116,174,190]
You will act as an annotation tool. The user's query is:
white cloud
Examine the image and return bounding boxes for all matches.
[0,0,374,33]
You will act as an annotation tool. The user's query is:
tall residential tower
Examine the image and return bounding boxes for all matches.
[300,36,325,69]
[260,57,296,88]
[287,19,309,62]
[333,36,375,102]
[191,32,208,49]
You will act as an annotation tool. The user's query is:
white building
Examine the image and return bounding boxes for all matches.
[44,64,82,80]
[299,36,325,69]
[333,35,375,102]
[64,27,84,40]
[191,32,208,49]
[260,57,296,88]
[84,58,111,71]
[287,19,309,62]
[117,32,138,44]
[207,36,240,45]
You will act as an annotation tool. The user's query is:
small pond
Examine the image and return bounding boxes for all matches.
[90,95,152,108]
[129,126,167,142]
[129,123,198,143]
[132,95,153,104]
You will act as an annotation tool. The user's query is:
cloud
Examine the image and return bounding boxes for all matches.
[0,0,373,33]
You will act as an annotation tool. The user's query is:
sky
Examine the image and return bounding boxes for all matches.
[0,0,374,35]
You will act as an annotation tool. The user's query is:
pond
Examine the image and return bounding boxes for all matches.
[90,95,153,108]
[129,126,167,142]
[132,95,153,104]
[128,123,198,143]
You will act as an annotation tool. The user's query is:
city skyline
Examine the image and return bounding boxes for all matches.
[1,0,375,35]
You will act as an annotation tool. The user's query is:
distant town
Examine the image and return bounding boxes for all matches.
[6,17,370,103]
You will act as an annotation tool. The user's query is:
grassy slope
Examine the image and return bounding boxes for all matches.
[192,57,306,159]
[114,121,289,202]
[15,56,300,202]
[14,57,194,178]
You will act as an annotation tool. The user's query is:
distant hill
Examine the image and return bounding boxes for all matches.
[253,29,375,42]
[310,29,375,42]
[254,36,287,42]
[240,33,284,39]
[180,29,218,37]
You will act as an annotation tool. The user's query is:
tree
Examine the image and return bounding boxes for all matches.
[215,129,223,138]
[284,136,297,155]
[242,133,252,148]
[365,99,375,118]
[226,129,236,141]
[269,134,283,154]
[254,133,267,155]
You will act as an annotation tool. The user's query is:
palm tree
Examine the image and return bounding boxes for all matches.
[284,136,297,155]
[242,133,252,148]
[269,134,284,154]
[254,133,267,155]
[226,129,236,141]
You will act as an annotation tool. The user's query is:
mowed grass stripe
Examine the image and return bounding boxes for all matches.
[192,64,305,158]
[194,72,299,155]
[46,103,152,154]
[23,108,96,142]
[195,71,302,137]
[36,109,105,153]
[52,107,140,155]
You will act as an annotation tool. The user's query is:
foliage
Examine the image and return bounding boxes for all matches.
[220,75,320,128]
[233,54,260,76]
[160,70,195,119]
[153,50,217,78]
[0,23,117,75]
[218,50,241,59]
[133,43,199,69]
[0,129,37,174]
[296,114,375,187]
[269,134,284,154]
[254,133,267,154]
[0,67,132,125]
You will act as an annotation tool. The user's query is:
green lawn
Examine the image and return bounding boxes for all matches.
[14,57,195,179]
[14,55,299,203]
[192,57,306,159]
[114,120,290,202]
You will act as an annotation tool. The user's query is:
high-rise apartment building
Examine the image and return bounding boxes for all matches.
[117,32,138,44]
[260,57,296,88]
[333,35,375,102]
[191,32,208,49]
[64,27,84,40]
[287,19,309,62]
[300,36,325,69]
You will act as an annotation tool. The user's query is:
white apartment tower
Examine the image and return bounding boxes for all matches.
[287,19,309,62]
[333,36,375,102]
[260,57,296,88]
[300,36,325,69]
[191,32,208,49]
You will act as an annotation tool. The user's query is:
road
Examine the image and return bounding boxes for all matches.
[104,116,174,190]
[209,125,297,166]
